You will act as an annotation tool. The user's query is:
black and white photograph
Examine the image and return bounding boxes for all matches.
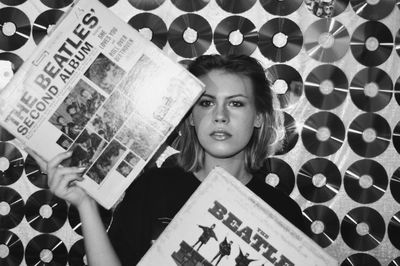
[116,160,132,177]
[55,134,72,150]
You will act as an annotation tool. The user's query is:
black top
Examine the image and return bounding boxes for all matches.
[108,166,306,265]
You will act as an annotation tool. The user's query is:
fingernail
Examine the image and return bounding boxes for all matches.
[78,167,86,172]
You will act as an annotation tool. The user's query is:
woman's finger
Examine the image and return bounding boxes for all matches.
[47,151,73,172]
[48,166,86,187]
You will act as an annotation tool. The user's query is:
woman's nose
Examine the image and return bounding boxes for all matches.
[213,104,228,123]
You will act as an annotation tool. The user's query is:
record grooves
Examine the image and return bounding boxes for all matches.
[350,0,396,20]
[350,21,393,67]
[68,239,86,266]
[171,0,210,12]
[302,205,339,248]
[33,9,64,45]
[214,15,258,56]
[68,204,113,236]
[394,121,400,154]
[350,67,393,112]
[260,0,302,16]
[168,13,212,58]
[297,158,341,203]
[0,7,31,51]
[390,167,400,204]
[0,187,24,229]
[0,142,24,185]
[216,0,256,14]
[341,206,385,251]
[305,64,348,110]
[395,75,400,106]
[0,125,15,142]
[0,0,27,5]
[388,211,400,250]
[25,190,68,233]
[258,18,303,63]
[25,234,68,266]
[24,154,49,189]
[347,113,391,158]
[341,253,380,266]
[0,230,23,266]
[344,159,388,204]
[0,52,23,73]
[128,0,166,11]
[40,0,73,8]
[128,13,167,49]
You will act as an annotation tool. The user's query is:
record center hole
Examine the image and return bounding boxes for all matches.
[39,204,53,219]
[311,220,325,234]
[366,0,380,5]
[272,32,288,48]
[312,173,327,188]
[272,79,288,94]
[265,173,280,187]
[40,249,53,263]
[318,32,334,49]
[0,201,10,216]
[359,175,373,189]
[316,127,331,142]
[319,80,334,95]
[0,244,9,259]
[229,30,243,46]
[356,222,370,236]
[183,27,198,44]
[364,82,379,97]
[139,28,153,41]
[365,37,379,51]
[2,22,16,37]
[0,157,10,171]
[362,128,376,143]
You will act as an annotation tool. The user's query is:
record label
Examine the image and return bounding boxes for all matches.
[260,0,302,15]
[350,21,393,67]
[305,64,348,110]
[275,112,299,155]
[0,230,23,266]
[388,211,400,250]
[214,16,258,56]
[266,64,303,109]
[344,159,388,204]
[25,234,68,266]
[341,253,380,266]
[33,9,64,45]
[304,18,349,63]
[258,18,303,63]
[128,13,167,49]
[25,190,68,233]
[216,0,256,14]
[301,112,345,156]
[128,0,166,10]
[350,67,393,112]
[350,0,395,20]
[297,158,341,203]
[347,113,391,158]
[168,13,212,58]
[171,0,210,12]
[0,187,24,229]
[341,206,385,251]
[302,205,339,248]
[0,142,24,186]
[0,7,31,51]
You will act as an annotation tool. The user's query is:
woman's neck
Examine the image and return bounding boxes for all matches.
[193,155,252,185]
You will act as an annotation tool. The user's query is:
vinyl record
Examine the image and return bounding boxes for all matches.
[350,67,393,112]
[214,15,258,56]
[216,0,256,13]
[389,257,400,266]
[341,253,380,266]
[396,121,400,154]
[98,0,119,7]
[275,112,299,155]
[305,0,349,17]
[0,52,23,72]
[128,0,166,10]
[25,234,68,266]
[68,239,87,266]
[266,64,303,109]
[0,187,24,229]
[128,13,167,49]
[350,21,393,67]
[390,167,400,204]
[168,13,212,58]
[301,111,345,156]
[0,142,24,185]
[258,18,303,62]
[68,204,112,236]
[33,9,64,45]
[344,159,388,204]
[0,0,27,5]
[24,154,48,189]
[395,75,400,106]
[0,125,15,141]
[259,0,302,15]
[396,28,400,57]
[304,18,350,63]
[341,206,385,251]
[171,0,210,11]
[388,211,400,250]
[347,113,391,158]
[297,158,341,203]
[0,7,31,51]
[350,0,395,20]
[0,230,24,266]
[40,0,73,8]
[25,190,68,233]
[302,205,340,248]
[255,157,295,195]
[305,64,349,110]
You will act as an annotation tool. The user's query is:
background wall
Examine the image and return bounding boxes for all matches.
[0,0,399,265]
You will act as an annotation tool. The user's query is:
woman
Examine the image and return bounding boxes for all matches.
[29,54,305,266]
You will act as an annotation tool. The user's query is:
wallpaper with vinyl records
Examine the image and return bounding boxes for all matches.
[0,0,399,265]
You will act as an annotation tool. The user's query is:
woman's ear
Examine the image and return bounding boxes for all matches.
[254,114,263,128]
[189,113,195,126]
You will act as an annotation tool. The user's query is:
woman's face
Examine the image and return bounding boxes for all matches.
[191,70,261,161]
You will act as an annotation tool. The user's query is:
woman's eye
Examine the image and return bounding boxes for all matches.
[229,101,244,107]
[198,100,213,107]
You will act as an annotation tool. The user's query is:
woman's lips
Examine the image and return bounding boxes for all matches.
[210,131,232,140]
